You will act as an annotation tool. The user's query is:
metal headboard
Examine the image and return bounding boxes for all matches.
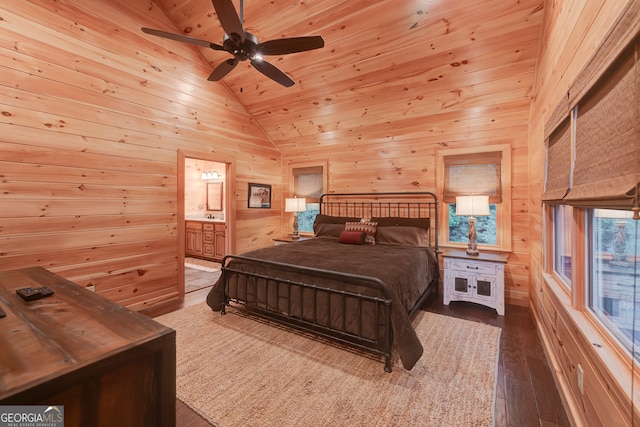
[319,191,439,252]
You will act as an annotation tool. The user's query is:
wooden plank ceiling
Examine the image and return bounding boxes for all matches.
[151,0,544,155]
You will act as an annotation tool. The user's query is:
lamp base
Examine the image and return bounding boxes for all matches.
[466,247,480,256]
[466,216,480,256]
[292,213,300,239]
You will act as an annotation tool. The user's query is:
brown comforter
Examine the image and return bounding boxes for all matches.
[206,236,439,370]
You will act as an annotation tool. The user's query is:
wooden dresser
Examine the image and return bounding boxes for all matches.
[0,267,176,427]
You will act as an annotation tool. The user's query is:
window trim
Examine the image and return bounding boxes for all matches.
[437,144,512,252]
[550,205,573,290]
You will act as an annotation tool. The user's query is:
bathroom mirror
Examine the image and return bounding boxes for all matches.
[206,182,223,211]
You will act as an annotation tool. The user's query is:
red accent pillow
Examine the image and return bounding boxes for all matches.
[337,230,365,245]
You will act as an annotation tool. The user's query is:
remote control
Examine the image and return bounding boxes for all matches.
[16,287,43,301]
[40,286,55,298]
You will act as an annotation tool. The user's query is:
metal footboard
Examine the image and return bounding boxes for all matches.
[220,255,396,372]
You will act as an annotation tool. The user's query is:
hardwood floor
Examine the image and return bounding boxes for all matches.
[141,275,570,427]
[423,298,570,427]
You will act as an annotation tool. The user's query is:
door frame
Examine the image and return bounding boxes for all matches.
[177,149,236,296]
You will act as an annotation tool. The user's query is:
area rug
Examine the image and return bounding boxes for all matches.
[156,303,501,427]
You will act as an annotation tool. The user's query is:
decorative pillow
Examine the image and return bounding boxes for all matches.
[375,226,429,247]
[345,221,378,245]
[371,217,430,232]
[337,230,366,245]
[313,214,362,237]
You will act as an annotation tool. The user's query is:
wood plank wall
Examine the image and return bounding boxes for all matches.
[0,0,282,310]
[528,0,635,425]
[280,93,534,306]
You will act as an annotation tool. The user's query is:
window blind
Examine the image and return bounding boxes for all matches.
[293,166,323,203]
[542,116,572,203]
[564,39,639,209]
[443,151,502,203]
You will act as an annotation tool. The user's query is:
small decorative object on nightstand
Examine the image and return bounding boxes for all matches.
[455,195,490,256]
[443,250,507,315]
[285,197,306,239]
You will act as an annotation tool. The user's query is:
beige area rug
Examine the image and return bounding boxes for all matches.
[156,303,501,427]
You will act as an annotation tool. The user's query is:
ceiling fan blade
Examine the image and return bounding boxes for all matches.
[257,36,325,56]
[141,27,225,51]
[250,59,295,87]
[208,58,239,81]
[211,0,244,41]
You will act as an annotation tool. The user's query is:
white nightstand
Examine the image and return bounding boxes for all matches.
[443,250,507,315]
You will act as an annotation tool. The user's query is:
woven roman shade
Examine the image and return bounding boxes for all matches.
[293,166,323,203]
[542,116,572,203]
[564,40,639,209]
[443,151,502,203]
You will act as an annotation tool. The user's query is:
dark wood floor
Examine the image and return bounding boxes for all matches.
[141,278,570,427]
[423,298,570,427]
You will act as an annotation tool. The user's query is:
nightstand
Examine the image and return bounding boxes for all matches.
[443,250,507,315]
[273,236,311,245]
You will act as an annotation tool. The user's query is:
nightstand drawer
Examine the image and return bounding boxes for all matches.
[447,259,497,275]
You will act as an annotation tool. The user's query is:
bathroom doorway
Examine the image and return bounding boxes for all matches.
[177,150,235,296]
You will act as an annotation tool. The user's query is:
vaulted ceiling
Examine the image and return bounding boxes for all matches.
[150,0,544,156]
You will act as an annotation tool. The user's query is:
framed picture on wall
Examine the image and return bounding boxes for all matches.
[248,183,271,208]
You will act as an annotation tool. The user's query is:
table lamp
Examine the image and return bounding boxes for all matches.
[456,195,490,256]
[285,197,307,239]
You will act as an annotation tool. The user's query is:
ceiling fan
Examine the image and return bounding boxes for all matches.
[141,0,324,87]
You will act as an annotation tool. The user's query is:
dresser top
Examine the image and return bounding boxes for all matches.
[443,250,508,264]
[0,266,174,400]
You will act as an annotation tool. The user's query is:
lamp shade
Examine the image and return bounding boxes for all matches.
[456,195,490,216]
[285,197,307,213]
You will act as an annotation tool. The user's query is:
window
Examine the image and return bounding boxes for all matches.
[437,144,512,251]
[448,203,497,245]
[290,162,327,234]
[553,205,572,288]
[588,209,638,354]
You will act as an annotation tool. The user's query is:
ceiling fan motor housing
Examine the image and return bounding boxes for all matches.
[223,32,259,60]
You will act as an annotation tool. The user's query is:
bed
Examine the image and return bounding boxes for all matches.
[206,192,439,372]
